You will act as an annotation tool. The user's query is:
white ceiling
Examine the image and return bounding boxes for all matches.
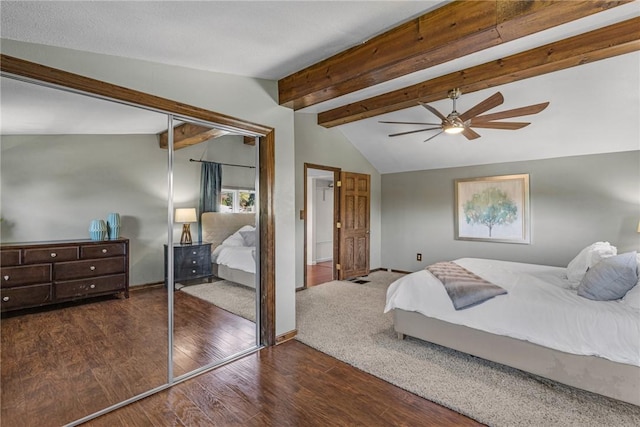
[1,1,639,172]
[0,1,442,80]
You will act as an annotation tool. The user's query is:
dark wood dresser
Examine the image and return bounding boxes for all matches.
[164,242,212,286]
[0,238,129,312]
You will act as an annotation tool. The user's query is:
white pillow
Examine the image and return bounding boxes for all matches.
[221,225,254,247]
[566,241,617,288]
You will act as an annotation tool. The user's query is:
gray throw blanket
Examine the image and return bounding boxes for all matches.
[426,261,507,310]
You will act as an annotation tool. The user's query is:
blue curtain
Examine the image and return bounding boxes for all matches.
[198,162,222,240]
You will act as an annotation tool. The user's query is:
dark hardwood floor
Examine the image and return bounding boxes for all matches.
[173,289,256,377]
[85,340,482,427]
[1,286,256,427]
[2,284,482,426]
[306,260,334,287]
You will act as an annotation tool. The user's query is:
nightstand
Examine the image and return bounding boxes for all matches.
[164,242,212,287]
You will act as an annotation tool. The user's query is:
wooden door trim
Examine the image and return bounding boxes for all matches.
[0,54,276,346]
[303,163,341,288]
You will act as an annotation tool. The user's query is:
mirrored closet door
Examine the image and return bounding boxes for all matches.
[169,121,260,379]
[0,76,172,425]
[0,59,269,426]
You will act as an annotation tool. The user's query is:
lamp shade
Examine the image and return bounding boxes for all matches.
[175,208,197,223]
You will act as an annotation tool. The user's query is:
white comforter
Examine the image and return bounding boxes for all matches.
[384,258,640,367]
[211,245,256,274]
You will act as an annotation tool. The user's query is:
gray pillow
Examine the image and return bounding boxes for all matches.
[240,230,256,247]
[577,251,638,301]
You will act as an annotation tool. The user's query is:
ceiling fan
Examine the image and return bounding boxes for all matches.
[380,88,549,142]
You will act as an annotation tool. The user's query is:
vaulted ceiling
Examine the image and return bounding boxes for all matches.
[1,1,639,172]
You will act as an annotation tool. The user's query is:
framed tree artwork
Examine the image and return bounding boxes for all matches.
[454,174,530,244]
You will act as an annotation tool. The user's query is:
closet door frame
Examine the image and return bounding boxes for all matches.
[0,53,277,417]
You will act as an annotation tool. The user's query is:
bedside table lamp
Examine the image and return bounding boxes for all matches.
[175,208,197,245]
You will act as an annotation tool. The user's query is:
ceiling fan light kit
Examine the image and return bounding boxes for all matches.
[444,123,465,134]
[381,88,549,142]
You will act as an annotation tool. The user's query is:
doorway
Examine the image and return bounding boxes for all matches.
[303,164,371,287]
[304,164,340,287]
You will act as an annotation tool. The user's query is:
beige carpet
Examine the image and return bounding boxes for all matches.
[296,271,640,426]
[179,280,256,322]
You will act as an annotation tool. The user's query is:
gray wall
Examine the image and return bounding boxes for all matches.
[1,133,255,286]
[382,151,640,272]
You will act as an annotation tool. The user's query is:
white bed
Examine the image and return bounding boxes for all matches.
[384,256,640,406]
[201,212,257,289]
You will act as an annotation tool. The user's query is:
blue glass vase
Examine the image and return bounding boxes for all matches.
[106,212,121,239]
[89,219,107,241]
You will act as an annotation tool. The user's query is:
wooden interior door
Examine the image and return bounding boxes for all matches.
[338,172,370,280]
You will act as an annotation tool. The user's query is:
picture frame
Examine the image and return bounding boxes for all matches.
[454,174,530,244]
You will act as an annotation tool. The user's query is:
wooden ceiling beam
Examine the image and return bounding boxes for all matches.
[278,0,631,110]
[158,123,228,149]
[318,17,640,128]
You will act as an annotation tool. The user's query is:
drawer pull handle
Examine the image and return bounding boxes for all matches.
[192,260,197,264]
[102,249,108,253]
[90,284,96,289]
[90,266,96,271]
[50,252,57,258]
[192,270,196,273]
[3,275,8,281]
[2,296,9,302]
[192,251,197,255]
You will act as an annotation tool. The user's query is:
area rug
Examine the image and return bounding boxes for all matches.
[295,271,640,426]
[180,280,256,322]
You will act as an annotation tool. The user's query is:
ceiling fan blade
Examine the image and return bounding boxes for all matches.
[472,102,549,122]
[458,92,504,122]
[461,127,481,140]
[379,120,442,126]
[470,121,530,130]
[419,102,447,122]
[389,127,442,137]
[424,130,444,142]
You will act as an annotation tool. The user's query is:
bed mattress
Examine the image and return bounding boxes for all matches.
[384,258,640,366]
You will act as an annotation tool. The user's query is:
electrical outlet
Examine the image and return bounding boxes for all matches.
[416,253,422,261]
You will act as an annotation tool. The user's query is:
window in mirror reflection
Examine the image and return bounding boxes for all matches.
[220,188,256,213]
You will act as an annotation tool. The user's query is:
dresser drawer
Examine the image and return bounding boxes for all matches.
[0,250,21,267]
[1,284,52,311]
[177,254,208,268]
[54,257,126,281]
[81,242,126,259]
[175,265,210,280]
[56,274,126,299]
[23,246,79,264]
[1,264,52,288]
[175,245,211,267]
